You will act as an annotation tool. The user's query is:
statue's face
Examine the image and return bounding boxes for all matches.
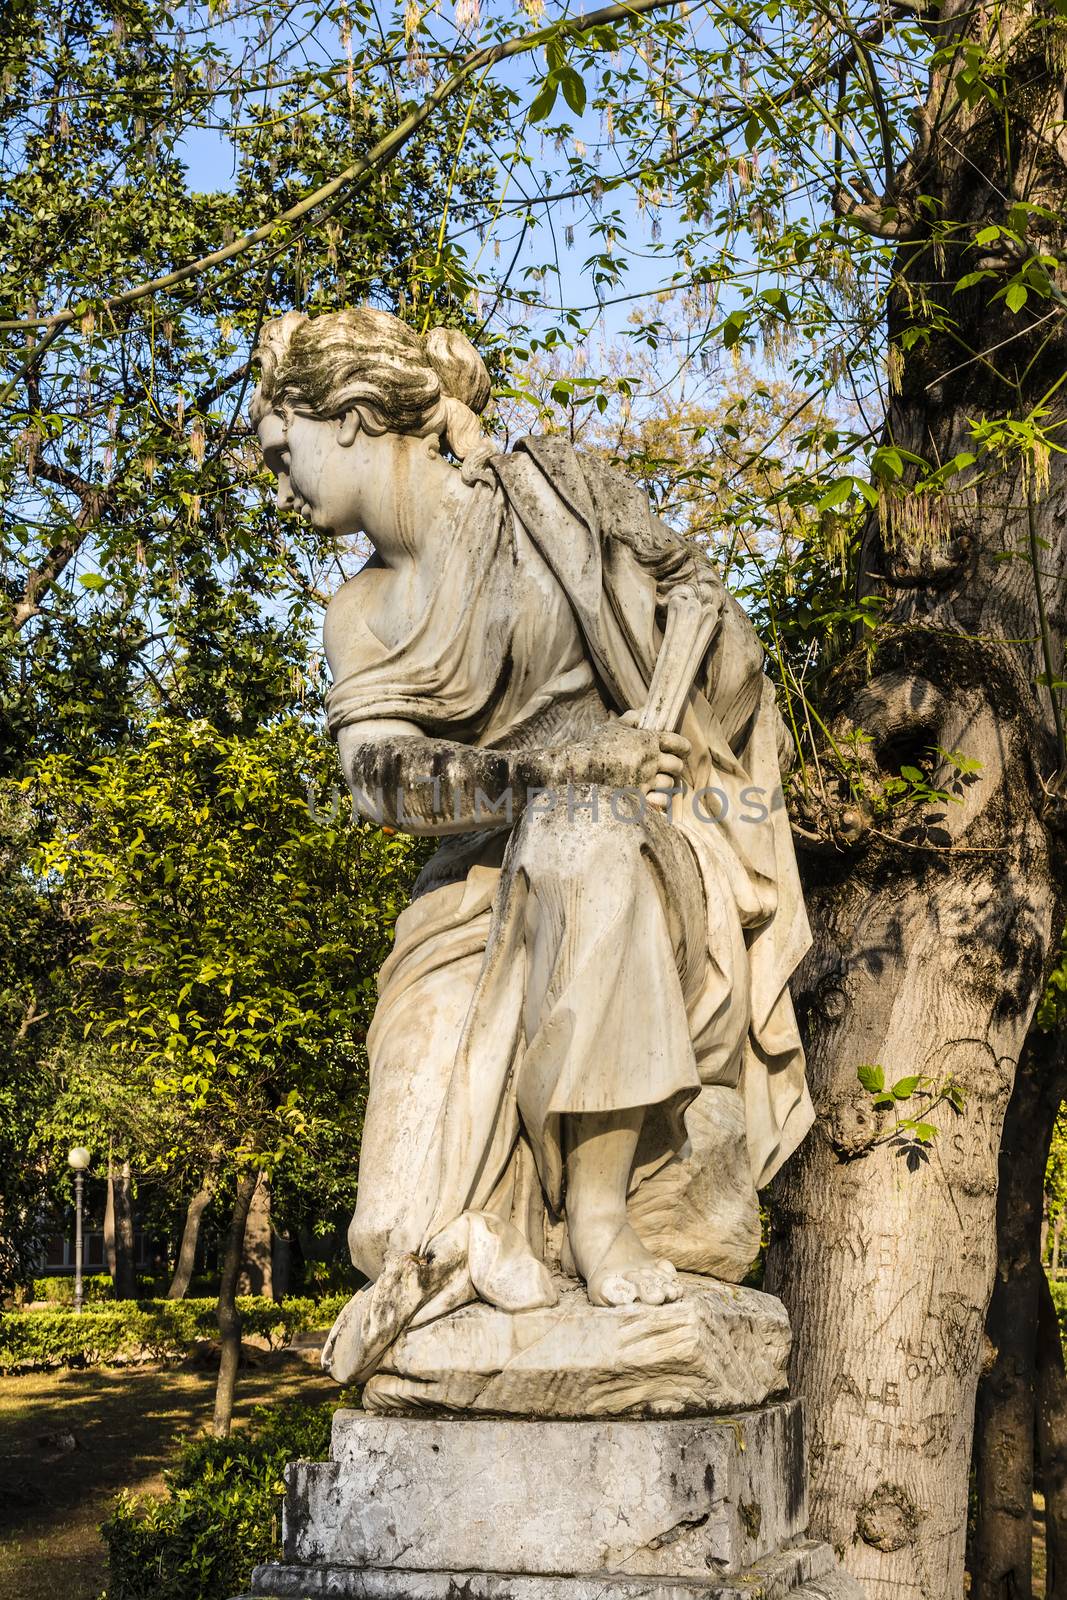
[257,407,383,538]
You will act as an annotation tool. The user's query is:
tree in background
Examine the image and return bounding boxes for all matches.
[0,0,495,1314]
[0,783,77,1296]
[28,715,423,1431]
[0,0,501,775]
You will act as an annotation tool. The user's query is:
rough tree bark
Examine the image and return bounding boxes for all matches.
[103,1152,117,1280]
[112,1158,136,1299]
[1038,1268,1067,1599]
[167,1170,214,1300]
[237,1172,272,1298]
[971,1030,1067,1597]
[766,4,1067,1592]
[213,1169,257,1439]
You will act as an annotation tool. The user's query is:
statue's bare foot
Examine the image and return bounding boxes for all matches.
[584,1222,681,1307]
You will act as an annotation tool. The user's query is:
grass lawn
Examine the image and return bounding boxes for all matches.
[0,1353,338,1600]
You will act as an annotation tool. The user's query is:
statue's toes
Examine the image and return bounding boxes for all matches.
[593,1271,639,1307]
[656,1260,683,1302]
[627,1264,682,1305]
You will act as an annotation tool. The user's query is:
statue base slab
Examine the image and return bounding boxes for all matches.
[238,1404,864,1599]
[362,1273,790,1417]
[242,1542,862,1599]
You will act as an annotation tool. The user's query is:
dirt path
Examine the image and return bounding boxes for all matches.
[0,1354,337,1600]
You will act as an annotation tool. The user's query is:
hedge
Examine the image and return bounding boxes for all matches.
[102,1400,334,1600]
[0,1293,348,1373]
[30,1272,220,1304]
[30,1273,114,1304]
[1052,1278,1067,1348]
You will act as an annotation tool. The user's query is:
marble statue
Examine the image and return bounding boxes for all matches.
[251,306,814,1412]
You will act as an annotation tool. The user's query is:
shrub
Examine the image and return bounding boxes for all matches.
[0,1293,348,1372]
[101,1401,334,1600]
[30,1273,113,1304]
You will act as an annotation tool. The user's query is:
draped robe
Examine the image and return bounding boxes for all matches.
[320,437,813,1385]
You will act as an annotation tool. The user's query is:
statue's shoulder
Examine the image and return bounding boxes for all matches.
[502,434,684,559]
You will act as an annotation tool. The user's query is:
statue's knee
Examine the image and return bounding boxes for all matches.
[348,1199,424,1281]
[517,785,644,866]
[347,1209,387,1281]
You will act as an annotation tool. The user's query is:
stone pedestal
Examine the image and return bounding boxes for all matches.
[241,1405,864,1600]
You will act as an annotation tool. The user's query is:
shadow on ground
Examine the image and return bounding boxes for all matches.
[0,1352,337,1600]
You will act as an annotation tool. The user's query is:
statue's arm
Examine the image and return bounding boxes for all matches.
[336,719,548,835]
[336,719,684,836]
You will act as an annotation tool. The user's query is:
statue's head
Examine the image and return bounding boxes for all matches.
[251,306,493,538]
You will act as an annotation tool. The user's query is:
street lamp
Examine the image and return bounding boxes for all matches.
[67,1147,91,1314]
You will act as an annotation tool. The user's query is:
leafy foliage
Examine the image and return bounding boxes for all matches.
[27,713,425,1239]
[0,0,500,775]
[101,1400,337,1600]
[0,1293,347,1372]
[29,1272,115,1304]
[855,1065,967,1168]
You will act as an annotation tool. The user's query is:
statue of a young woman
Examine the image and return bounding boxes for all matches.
[252,306,813,1399]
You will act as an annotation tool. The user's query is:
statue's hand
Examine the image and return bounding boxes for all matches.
[550,717,689,811]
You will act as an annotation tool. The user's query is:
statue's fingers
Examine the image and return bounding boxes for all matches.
[659,732,691,756]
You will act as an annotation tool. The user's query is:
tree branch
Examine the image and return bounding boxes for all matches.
[0,0,686,349]
[9,475,109,629]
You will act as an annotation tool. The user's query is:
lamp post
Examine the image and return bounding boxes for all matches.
[67,1147,91,1314]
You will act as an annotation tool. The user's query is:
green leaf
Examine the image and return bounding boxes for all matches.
[1005,282,1028,313]
[817,477,853,511]
[545,32,566,71]
[558,67,586,117]
[78,572,108,591]
[892,1074,921,1099]
[953,270,994,293]
[529,76,560,124]
[721,310,746,350]
[857,1064,885,1093]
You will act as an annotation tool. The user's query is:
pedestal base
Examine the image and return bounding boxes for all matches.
[240,1405,863,1600]
[244,1540,861,1598]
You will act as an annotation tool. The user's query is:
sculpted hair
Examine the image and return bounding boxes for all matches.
[251,307,494,473]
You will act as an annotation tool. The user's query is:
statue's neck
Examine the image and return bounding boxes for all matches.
[365,448,471,571]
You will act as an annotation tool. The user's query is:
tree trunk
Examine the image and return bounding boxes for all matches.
[271,1230,291,1300]
[212,1169,257,1439]
[112,1158,136,1299]
[971,1031,1067,1597]
[1038,1266,1067,1599]
[167,1172,214,1300]
[103,1152,117,1280]
[237,1172,272,1298]
[766,7,1067,1587]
